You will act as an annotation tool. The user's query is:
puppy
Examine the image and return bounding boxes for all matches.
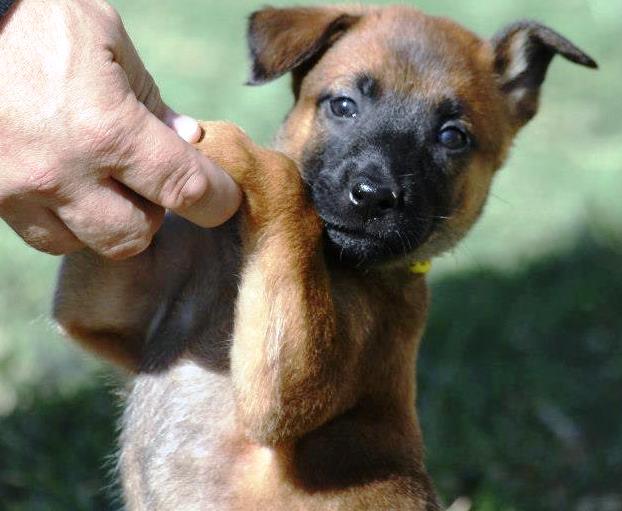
[53,5,596,510]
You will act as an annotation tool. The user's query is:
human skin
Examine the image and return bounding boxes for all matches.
[0,0,242,259]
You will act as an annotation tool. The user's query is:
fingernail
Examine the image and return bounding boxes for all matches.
[164,110,202,143]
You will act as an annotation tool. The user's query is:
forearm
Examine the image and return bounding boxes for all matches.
[231,208,359,445]
[192,121,362,444]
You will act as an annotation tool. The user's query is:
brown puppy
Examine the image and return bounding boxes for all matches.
[53,5,596,510]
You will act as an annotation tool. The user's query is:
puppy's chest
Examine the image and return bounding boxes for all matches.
[119,361,312,509]
[119,361,239,506]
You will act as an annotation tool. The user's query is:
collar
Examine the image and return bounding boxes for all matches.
[409,260,432,275]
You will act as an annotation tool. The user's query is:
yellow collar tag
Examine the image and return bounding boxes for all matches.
[409,260,432,275]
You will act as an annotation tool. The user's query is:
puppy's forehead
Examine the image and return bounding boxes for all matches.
[311,7,493,100]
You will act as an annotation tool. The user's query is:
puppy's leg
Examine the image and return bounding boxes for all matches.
[53,214,219,371]
[197,122,362,444]
[54,247,155,369]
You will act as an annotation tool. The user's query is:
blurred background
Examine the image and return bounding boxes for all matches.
[1,0,620,509]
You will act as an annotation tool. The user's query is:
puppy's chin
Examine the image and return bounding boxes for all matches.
[324,225,385,265]
[323,223,430,267]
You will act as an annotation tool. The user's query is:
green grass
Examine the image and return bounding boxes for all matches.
[1,0,621,509]
[420,230,622,510]
[0,382,119,511]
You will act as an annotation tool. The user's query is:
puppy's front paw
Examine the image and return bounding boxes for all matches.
[195,121,256,185]
[196,121,311,228]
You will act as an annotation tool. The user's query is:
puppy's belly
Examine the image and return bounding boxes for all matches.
[120,358,434,510]
[120,359,242,510]
[119,359,291,510]
[118,359,432,511]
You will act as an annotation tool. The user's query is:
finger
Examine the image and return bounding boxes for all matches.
[55,179,165,260]
[113,104,242,228]
[162,108,202,144]
[3,203,84,255]
[110,27,240,225]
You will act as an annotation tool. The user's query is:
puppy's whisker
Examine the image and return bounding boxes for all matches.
[396,231,409,257]
[410,214,455,222]
[489,191,512,206]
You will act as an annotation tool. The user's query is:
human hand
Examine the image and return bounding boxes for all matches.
[0,0,241,259]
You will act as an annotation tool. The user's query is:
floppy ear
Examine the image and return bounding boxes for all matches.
[492,20,597,126]
[247,6,360,91]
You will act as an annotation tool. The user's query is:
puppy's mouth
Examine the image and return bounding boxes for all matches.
[324,222,382,263]
[321,217,427,266]
[309,174,440,266]
[323,221,368,239]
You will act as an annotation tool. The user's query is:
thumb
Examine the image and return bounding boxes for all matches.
[112,25,241,226]
[113,104,242,228]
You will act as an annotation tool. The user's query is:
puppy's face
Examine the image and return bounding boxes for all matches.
[248,6,596,267]
[293,11,509,266]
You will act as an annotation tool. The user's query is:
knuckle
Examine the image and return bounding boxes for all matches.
[159,162,210,211]
[38,242,75,257]
[21,229,78,256]
[27,165,64,197]
[32,240,64,255]
[99,237,150,260]
[98,1,123,28]
[97,224,153,260]
[25,234,56,254]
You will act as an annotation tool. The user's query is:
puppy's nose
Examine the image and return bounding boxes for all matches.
[349,180,400,214]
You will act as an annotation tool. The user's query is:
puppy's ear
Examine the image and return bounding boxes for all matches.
[492,21,597,126]
[247,6,360,88]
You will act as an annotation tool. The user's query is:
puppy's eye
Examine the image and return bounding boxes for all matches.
[329,97,359,118]
[438,126,469,151]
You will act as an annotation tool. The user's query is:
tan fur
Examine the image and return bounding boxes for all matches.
[53,5,596,510]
